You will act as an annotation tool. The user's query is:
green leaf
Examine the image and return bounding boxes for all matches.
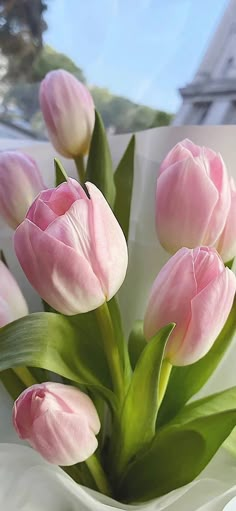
[128,320,146,370]
[0,312,117,410]
[114,135,135,240]
[171,386,236,458]
[225,258,234,270]
[119,410,236,502]
[54,158,69,186]
[0,369,26,400]
[107,297,132,385]
[168,386,236,427]
[224,425,236,456]
[112,324,174,476]
[86,110,116,208]
[158,297,236,427]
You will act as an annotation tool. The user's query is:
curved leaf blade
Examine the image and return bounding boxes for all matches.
[114,135,135,240]
[128,320,146,370]
[107,297,132,385]
[167,386,236,427]
[112,324,174,475]
[119,410,236,503]
[54,158,68,186]
[86,110,115,208]
[0,312,117,409]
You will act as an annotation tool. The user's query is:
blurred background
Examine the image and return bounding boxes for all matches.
[0,0,234,140]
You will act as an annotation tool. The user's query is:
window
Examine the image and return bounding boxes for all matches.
[187,102,211,125]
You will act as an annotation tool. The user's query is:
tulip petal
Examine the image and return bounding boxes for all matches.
[159,139,200,173]
[192,246,224,293]
[46,179,87,216]
[173,268,236,365]
[14,219,105,314]
[27,198,58,230]
[216,181,236,262]
[144,248,196,347]
[44,383,100,435]
[0,297,12,327]
[0,152,45,229]
[204,153,230,245]
[86,182,128,300]
[0,261,28,323]
[45,198,91,257]
[156,157,219,252]
[32,410,98,465]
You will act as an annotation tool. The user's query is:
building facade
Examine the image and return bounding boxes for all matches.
[173,0,236,125]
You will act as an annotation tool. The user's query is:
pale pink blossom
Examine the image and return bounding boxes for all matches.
[40,70,95,158]
[13,382,100,465]
[14,178,128,314]
[0,261,28,326]
[0,151,45,229]
[156,139,230,253]
[144,247,236,366]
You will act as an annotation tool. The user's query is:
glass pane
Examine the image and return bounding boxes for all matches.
[0,0,232,139]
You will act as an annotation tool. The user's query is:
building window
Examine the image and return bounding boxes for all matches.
[222,57,234,76]
[187,102,211,125]
[224,102,236,124]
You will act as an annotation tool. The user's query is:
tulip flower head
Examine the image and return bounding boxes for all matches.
[0,260,28,327]
[14,178,128,314]
[0,151,45,229]
[144,246,236,366]
[13,382,100,465]
[40,69,95,158]
[156,139,231,254]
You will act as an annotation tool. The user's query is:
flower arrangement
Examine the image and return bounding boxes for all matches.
[0,70,236,506]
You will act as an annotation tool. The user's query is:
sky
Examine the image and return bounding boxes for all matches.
[44,0,229,113]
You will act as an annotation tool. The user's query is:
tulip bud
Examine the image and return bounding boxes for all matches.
[39,70,95,158]
[0,151,45,229]
[14,178,128,315]
[156,139,230,254]
[0,260,28,327]
[144,247,236,366]
[215,178,236,263]
[13,382,100,465]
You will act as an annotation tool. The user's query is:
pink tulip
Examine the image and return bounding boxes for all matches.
[0,151,45,229]
[14,178,128,314]
[215,178,236,263]
[39,70,95,158]
[156,139,230,254]
[0,261,28,327]
[144,247,236,366]
[13,382,100,465]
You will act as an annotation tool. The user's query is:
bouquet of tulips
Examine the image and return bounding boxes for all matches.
[0,69,236,506]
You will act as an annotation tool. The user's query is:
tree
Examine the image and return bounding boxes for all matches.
[2,45,86,124]
[31,45,86,83]
[0,0,48,80]
[91,86,173,133]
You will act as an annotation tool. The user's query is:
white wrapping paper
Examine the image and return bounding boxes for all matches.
[1,126,236,509]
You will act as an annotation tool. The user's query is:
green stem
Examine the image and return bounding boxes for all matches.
[95,302,124,402]
[158,359,172,406]
[13,367,38,387]
[74,155,86,184]
[86,454,112,496]
[61,464,83,485]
